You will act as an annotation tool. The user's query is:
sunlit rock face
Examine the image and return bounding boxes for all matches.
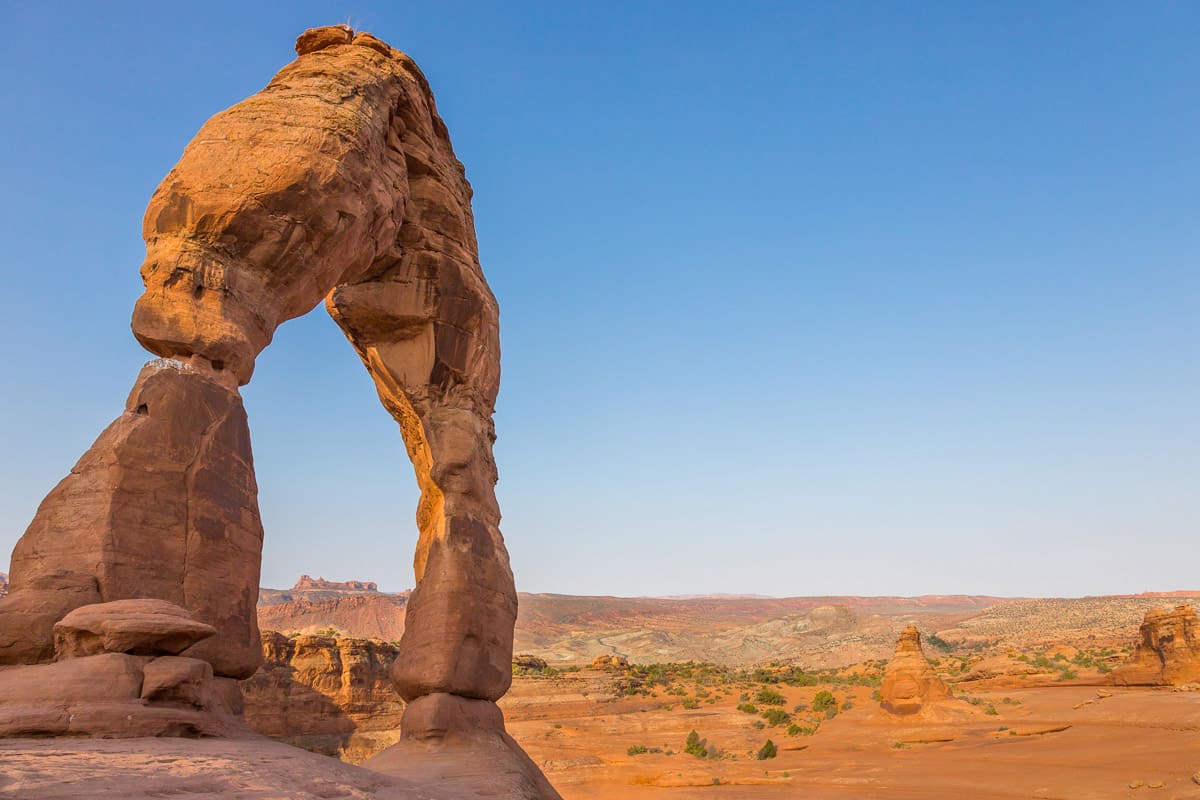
[880,625,952,715]
[0,23,553,796]
[1113,605,1200,686]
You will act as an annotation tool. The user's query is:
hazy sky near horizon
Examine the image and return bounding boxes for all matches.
[1,2,1196,598]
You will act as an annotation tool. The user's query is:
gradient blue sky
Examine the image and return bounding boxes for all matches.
[1,2,1196,597]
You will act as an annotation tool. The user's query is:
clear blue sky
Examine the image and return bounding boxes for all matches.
[1,2,1196,597]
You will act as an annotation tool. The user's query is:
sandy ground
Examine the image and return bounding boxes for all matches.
[503,675,1200,800]
[0,684,1194,799]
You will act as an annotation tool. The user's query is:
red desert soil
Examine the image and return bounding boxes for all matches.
[501,673,1200,800]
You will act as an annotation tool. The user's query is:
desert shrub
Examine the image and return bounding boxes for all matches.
[811,691,837,713]
[627,745,648,756]
[756,739,777,760]
[737,703,758,714]
[761,708,791,726]
[1058,669,1077,681]
[925,633,953,652]
[984,705,998,715]
[823,706,838,720]
[870,690,882,702]
[684,730,707,758]
[755,687,786,706]
[787,722,818,736]
[681,698,700,709]
[841,700,853,711]
[752,720,765,729]
[793,703,808,713]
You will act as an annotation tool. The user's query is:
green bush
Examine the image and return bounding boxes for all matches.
[811,690,837,713]
[684,730,707,758]
[681,698,700,709]
[737,703,758,714]
[755,687,786,706]
[756,739,777,760]
[761,708,791,726]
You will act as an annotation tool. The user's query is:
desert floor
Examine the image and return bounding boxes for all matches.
[503,672,1200,799]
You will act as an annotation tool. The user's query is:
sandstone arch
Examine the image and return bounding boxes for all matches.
[0,26,555,798]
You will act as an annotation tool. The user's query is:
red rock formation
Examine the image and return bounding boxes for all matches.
[258,594,407,641]
[880,626,953,715]
[1112,605,1200,686]
[0,362,261,677]
[293,576,379,593]
[241,632,404,763]
[0,23,547,795]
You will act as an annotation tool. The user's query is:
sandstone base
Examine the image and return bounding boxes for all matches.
[363,694,562,800]
[0,737,468,800]
[0,653,245,739]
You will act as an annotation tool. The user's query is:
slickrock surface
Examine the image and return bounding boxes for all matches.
[241,632,404,763]
[0,738,473,800]
[1112,605,1200,686]
[880,625,953,715]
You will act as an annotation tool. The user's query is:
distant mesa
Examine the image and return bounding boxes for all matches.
[880,625,953,715]
[293,575,378,593]
[1112,605,1200,686]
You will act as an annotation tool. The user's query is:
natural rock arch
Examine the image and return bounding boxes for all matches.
[0,26,555,799]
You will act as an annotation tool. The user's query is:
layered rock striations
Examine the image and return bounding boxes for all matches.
[880,626,953,715]
[241,632,404,763]
[259,594,408,641]
[1112,605,1200,686]
[0,23,548,796]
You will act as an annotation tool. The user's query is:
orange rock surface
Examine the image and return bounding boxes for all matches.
[241,632,404,763]
[1112,605,1200,686]
[880,625,953,715]
[0,23,551,797]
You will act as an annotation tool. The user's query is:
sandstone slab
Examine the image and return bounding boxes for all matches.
[54,599,216,659]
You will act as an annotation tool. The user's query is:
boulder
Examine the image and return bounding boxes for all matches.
[141,656,215,708]
[54,599,216,659]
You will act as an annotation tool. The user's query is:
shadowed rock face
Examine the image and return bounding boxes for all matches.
[1113,605,1200,686]
[880,626,952,715]
[0,23,548,797]
[241,632,404,764]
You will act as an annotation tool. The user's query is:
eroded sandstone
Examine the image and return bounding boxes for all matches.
[1112,605,1200,686]
[0,23,544,793]
[880,625,953,715]
[241,631,405,763]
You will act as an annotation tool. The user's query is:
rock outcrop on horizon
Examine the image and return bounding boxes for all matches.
[294,576,379,593]
[241,632,404,763]
[1112,605,1200,686]
[0,23,552,797]
[880,626,953,715]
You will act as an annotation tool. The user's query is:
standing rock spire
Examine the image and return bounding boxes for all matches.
[879,625,953,715]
